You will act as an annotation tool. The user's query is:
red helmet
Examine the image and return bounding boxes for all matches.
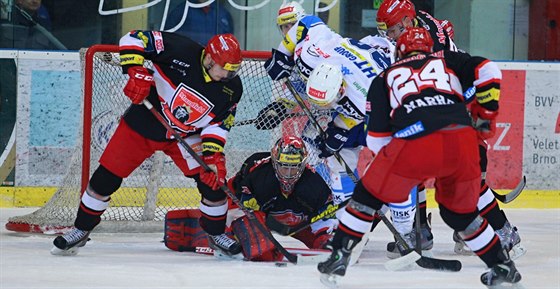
[271,135,308,195]
[205,34,242,74]
[397,27,434,55]
[376,0,416,32]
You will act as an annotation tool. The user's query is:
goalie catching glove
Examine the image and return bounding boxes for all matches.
[199,152,227,190]
[123,66,154,104]
[315,125,349,158]
[264,48,295,81]
[470,102,498,140]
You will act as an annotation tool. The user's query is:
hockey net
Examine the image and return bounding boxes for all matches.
[6,45,334,234]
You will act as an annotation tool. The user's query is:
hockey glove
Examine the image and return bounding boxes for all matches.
[255,101,288,130]
[316,126,349,158]
[264,48,295,81]
[199,152,227,191]
[124,66,154,104]
[470,102,498,140]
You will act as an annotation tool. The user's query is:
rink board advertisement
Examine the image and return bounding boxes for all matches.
[2,51,559,191]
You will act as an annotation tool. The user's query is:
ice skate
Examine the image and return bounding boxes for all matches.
[496,221,526,260]
[51,228,90,256]
[453,230,474,255]
[318,247,351,288]
[481,260,522,288]
[208,233,242,258]
[387,223,433,259]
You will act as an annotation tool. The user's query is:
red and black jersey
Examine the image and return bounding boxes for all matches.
[367,50,501,140]
[118,30,243,151]
[230,153,331,226]
[415,10,457,52]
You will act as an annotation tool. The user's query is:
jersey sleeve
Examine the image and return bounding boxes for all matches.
[445,51,501,111]
[366,74,393,154]
[277,15,325,56]
[119,30,165,73]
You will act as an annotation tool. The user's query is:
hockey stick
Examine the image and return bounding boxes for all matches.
[284,80,359,184]
[285,80,461,271]
[381,209,462,272]
[186,246,330,264]
[265,198,351,236]
[491,176,526,204]
[142,99,298,263]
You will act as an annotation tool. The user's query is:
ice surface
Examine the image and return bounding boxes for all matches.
[1,208,559,289]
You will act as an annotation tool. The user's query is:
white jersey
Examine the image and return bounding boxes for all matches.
[286,38,392,130]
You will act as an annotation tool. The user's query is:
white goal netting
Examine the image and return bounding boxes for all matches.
[6,45,334,233]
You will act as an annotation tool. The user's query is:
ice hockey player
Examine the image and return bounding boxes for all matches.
[375,0,523,259]
[227,136,336,259]
[318,27,522,288]
[51,31,244,257]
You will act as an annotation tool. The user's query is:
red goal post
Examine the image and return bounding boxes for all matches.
[5,45,329,234]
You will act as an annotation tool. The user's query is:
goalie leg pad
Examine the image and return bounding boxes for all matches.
[164,209,210,252]
[231,212,283,261]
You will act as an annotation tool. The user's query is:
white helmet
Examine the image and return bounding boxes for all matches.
[306,62,344,107]
[277,1,306,26]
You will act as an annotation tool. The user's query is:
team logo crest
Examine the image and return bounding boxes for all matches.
[162,83,214,132]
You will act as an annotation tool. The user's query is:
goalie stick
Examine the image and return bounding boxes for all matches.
[142,99,298,263]
[186,246,330,264]
[492,176,526,204]
[265,198,350,236]
[284,79,462,271]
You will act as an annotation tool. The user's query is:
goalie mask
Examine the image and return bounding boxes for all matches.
[271,135,308,195]
[306,62,344,108]
[277,1,306,35]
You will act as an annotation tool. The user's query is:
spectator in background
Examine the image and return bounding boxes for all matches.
[165,0,233,46]
[13,0,51,30]
[1,0,61,49]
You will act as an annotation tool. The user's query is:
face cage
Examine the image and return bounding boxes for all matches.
[273,161,306,194]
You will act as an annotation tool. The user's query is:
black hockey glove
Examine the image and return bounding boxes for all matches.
[315,126,349,158]
[255,101,288,130]
[264,48,295,81]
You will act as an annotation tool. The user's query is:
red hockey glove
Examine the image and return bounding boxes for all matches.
[199,152,227,190]
[470,102,498,140]
[123,66,153,104]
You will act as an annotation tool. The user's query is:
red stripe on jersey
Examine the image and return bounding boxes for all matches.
[474,59,492,80]
[202,134,226,144]
[479,183,489,196]
[119,45,144,52]
[367,131,393,137]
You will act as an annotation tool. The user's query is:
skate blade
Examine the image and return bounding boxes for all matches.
[510,245,526,260]
[320,273,340,289]
[212,250,244,260]
[50,246,80,256]
[454,243,474,256]
[384,251,421,271]
[487,282,526,289]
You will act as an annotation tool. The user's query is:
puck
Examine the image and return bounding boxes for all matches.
[275,262,288,267]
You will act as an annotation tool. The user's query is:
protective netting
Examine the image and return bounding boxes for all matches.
[6,45,333,233]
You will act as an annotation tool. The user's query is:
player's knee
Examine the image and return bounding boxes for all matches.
[351,181,385,210]
[439,205,479,231]
[89,165,123,197]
